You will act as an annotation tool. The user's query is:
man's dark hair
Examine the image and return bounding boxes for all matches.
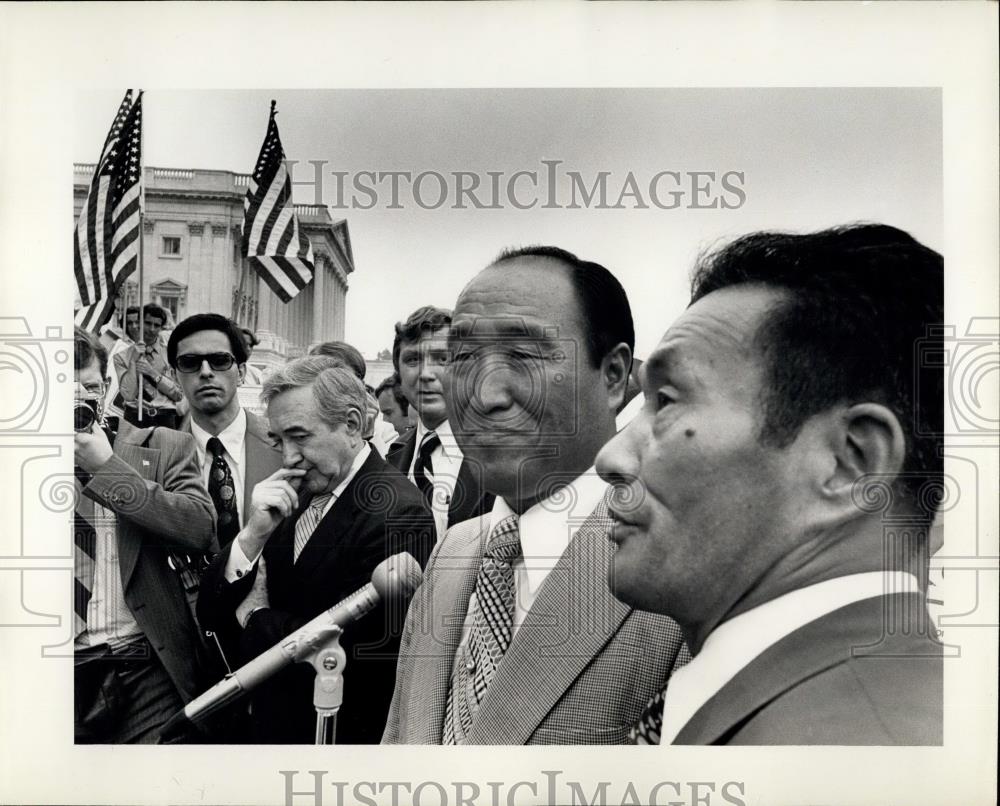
[166,313,249,368]
[74,325,108,378]
[141,303,168,326]
[392,306,452,373]
[309,340,367,381]
[240,327,260,350]
[492,245,635,367]
[690,223,944,518]
[375,372,410,416]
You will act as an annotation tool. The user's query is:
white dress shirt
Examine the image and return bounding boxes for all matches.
[224,442,372,581]
[458,469,608,644]
[190,408,248,527]
[75,502,142,648]
[658,570,922,745]
[408,419,464,540]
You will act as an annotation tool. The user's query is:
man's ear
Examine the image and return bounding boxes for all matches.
[237,363,247,385]
[601,342,632,412]
[823,403,907,503]
[343,406,364,437]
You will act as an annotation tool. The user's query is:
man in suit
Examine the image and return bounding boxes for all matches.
[386,306,494,540]
[73,326,217,743]
[168,314,283,550]
[168,313,284,691]
[597,224,944,745]
[198,357,435,743]
[383,247,686,745]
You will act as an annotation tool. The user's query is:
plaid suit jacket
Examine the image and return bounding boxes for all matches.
[383,497,687,744]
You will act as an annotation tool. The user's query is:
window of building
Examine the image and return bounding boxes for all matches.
[162,236,181,257]
[150,279,187,326]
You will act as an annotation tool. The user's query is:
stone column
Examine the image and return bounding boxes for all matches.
[312,254,326,345]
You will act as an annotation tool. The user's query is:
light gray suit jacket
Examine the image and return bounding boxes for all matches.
[383,497,687,744]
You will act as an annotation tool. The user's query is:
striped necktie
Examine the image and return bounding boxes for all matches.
[293,493,333,563]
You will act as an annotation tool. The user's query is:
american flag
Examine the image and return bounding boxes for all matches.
[242,101,315,303]
[74,90,143,332]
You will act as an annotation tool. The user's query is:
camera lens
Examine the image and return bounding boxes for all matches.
[74,401,97,432]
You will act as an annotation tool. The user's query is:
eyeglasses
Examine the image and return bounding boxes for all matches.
[175,352,236,373]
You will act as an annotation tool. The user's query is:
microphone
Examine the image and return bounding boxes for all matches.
[163,551,423,735]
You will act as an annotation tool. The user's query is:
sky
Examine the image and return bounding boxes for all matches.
[75,88,942,359]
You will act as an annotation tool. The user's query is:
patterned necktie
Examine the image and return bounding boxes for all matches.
[293,493,333,563]
[413,431,440,505]
[442,514,521,743]
[207,437,239,548]
[73,469,96,638]
[629,686,666,744]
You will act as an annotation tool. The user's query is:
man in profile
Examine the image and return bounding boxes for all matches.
[384,247,685,744]
[375,374,416,441]
[198,356,435,743]
[597,224,944,745]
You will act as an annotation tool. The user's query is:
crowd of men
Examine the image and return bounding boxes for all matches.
[73,222,944,746]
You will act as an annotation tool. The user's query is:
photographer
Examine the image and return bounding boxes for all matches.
[74,326,217,743]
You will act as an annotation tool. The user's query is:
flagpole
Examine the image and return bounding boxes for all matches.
[136,89,146,423]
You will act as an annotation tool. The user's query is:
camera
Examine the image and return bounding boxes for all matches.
[74,398,100,432]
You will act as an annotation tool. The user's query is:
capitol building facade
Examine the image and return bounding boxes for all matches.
[73,163,355,375]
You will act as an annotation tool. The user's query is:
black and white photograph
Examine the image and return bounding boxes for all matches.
[0,3,997,805]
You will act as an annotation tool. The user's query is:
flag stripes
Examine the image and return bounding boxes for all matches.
[242,102,314,303]
[74,90,143,332]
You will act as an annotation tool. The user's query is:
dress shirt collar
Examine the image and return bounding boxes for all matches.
[489,469,608,595]
[413,417,461,461]
[190,407,247,465]
[325,441,371,505]
[660,570,922,745]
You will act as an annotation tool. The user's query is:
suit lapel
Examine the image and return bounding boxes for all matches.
[289,450,381,588]
[112,431,161,590]
[673,594,924,744]
[410,520,487,743]
[244,411,281,520]
[386,430,416,475]
[468,504,631,744]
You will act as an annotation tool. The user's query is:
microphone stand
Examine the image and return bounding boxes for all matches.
[307,625,346,745]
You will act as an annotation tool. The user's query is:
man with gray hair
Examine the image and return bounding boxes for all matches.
[197,356,435,743]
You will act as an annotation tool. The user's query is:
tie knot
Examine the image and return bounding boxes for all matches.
[207,437,225,458]
[309,493,334,512]
[419,431,440,456]
[485,514,521,562]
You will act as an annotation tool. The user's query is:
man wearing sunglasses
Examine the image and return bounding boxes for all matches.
[168,313,283,554]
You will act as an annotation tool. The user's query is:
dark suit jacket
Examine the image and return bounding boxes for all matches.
[383,497,688,744]
[674,594,943,745]
[80,422,218,702]
[386,426,495,529]
[197,448,436,743]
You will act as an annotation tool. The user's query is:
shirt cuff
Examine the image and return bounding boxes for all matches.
[224,534,264,582]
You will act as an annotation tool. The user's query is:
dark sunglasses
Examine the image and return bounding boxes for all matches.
[176,352,237,373]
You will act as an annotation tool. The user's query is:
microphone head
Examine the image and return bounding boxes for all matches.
[372,552,423,601]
